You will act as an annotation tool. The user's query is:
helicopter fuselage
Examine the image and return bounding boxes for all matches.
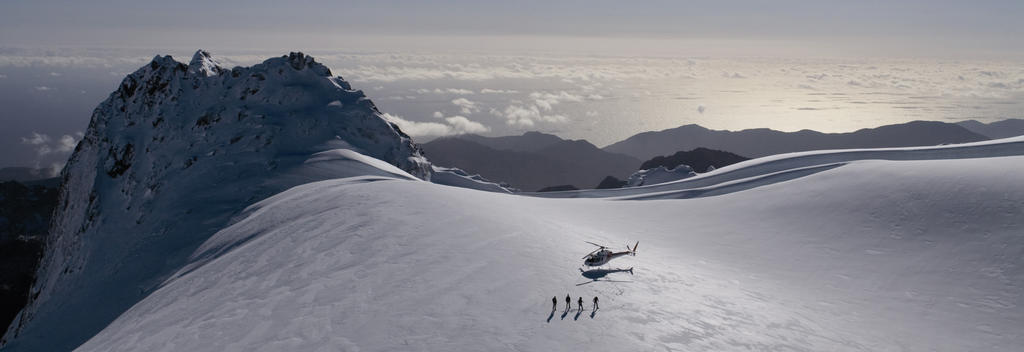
[582,241,638,267]
[583,249,632,267]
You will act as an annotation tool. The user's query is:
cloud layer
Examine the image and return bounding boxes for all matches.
[19,131,83,176]
[21,131,81,156]
[383,113,488,139]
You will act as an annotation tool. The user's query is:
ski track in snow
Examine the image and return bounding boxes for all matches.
[74,138,1024,352]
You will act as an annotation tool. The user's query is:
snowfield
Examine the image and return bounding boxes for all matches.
[3,51,1022,351]
[74,137,1024,351]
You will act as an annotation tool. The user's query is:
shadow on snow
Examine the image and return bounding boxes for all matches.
[576,267,634,286]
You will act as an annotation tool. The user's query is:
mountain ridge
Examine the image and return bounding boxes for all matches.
[1,50,432,351]
[422,133,640,191]
[421,120,994,190]
[956,118,1024,139]
[604,120,990,160]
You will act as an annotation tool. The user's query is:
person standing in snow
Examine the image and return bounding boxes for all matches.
[593,296,599,310]
[552,296,557,311]
[565,294,571,310]
[577,297,584,311]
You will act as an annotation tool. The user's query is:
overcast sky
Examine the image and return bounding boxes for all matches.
[1,0,1022,58]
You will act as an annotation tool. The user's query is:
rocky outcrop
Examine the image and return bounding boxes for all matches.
[639,147,749,173]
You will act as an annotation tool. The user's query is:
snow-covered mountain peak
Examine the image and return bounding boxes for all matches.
[1,50,432,351]
[113,50,428,176]
[186,49,224,77]
[148,54,182,69]
[282,51,330,74]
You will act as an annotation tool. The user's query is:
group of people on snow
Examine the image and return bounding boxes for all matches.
[552,294,598,311]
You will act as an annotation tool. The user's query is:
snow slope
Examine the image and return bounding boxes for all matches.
[531,136,1024,199]
[70,139,1024,351]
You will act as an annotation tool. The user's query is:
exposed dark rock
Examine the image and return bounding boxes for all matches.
[537,185,578,192]
[639,147,749,173]
[105,144,134,178]
[595,176,627,189]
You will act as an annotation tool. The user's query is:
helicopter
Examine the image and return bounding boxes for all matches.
[582,241,638,267]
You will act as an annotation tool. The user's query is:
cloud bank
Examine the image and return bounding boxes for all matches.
[19,131,83,176]
[383,113,489,139]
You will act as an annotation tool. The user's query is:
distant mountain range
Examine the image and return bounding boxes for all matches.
[421,132,640,191]
[455,132,566,153]
[422,119,1023,191]
[956,119,1024,140]
[0,168,54,183]
[604,120,991,161]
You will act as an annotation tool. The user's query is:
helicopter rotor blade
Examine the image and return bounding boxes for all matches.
[585,241,606,248]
